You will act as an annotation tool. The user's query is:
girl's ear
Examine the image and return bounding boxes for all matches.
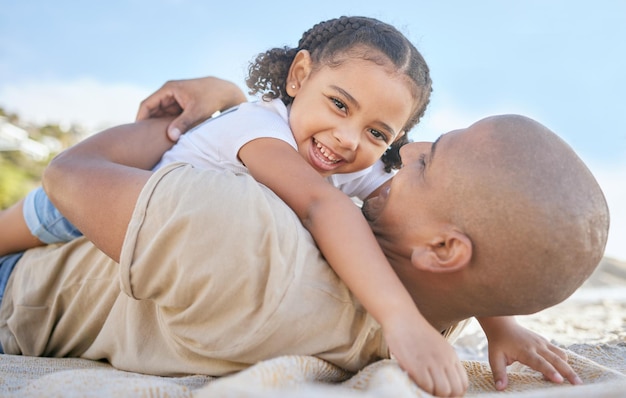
[410,229,472,273]
[286,50,312,97]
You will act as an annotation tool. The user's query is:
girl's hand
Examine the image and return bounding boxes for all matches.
[385,315,468,397]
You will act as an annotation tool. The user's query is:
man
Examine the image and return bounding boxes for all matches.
[0,79,609,398]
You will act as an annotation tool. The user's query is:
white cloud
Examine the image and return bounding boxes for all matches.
[0,77,150,133]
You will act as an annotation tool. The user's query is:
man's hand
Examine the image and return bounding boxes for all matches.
[136,76,247,141]
[479,316,583,391]
[385,317,468,397]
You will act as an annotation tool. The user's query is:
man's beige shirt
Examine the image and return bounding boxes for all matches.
[0,164,388,376]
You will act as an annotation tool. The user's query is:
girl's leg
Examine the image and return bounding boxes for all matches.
[0,198,44,256]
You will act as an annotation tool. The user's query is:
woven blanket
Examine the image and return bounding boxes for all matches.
[2,259,625,397]
[0,342,624,397]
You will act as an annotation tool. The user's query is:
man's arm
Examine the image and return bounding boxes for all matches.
[42,77,245,261]
[43,118,175,261]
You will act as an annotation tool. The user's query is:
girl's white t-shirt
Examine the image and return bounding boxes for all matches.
[155,99,393,200]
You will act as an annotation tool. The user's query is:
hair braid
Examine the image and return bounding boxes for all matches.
[297,17,367,53]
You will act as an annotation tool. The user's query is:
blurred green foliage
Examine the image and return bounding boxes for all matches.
[0,156,40,209]
[0,107,84,210]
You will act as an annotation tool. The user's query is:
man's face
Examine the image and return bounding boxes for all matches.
[362,129,465,258]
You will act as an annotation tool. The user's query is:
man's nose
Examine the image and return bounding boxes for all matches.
[399,142,431,162]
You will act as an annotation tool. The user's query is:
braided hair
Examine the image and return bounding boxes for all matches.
[246,16,432,171]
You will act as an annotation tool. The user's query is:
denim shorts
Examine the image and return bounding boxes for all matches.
[23,186,82,244]
[0,252,23,354]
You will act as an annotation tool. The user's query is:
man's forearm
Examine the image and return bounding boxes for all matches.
[43,117,175,261]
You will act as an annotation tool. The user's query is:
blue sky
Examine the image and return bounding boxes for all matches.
[1,1,624,260]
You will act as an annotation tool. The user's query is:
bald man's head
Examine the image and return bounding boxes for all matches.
[432,115,609,315]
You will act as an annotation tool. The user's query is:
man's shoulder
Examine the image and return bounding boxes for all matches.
[149,163,299,225]
[128,163,317,278]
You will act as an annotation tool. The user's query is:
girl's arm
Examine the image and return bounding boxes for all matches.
[239,137,468,397]
[240,137,414,325]
[43,118,175,261]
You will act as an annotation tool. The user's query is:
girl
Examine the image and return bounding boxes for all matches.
[0,16,469,395]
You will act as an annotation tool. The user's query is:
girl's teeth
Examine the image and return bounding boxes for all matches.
[315,140,340,163]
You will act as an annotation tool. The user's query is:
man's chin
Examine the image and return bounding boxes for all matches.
[361,198,381,222]
[361,184,390,222]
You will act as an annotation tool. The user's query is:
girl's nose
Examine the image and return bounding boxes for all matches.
[333,127,359,152]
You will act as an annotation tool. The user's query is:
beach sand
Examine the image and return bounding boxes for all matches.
[454,256,626,360]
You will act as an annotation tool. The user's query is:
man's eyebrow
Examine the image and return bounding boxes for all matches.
[429,134,443,165]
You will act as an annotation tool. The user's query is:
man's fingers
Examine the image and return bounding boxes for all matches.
[167,114,190,141]
[137,91,168,120]
[135,99,153,121]
[136,80,185,121]
[166,106,206,141]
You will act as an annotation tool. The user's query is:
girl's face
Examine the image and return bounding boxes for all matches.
[286,51,415,177]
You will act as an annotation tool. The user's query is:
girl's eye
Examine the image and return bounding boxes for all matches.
[331,97,347,112]
[369,129,389,143]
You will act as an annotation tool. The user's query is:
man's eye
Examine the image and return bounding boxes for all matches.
[331,98,347,112]
[419,153,427,166]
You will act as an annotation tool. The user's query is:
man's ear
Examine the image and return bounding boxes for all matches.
[286,50,312,97]
[410,230,472,273]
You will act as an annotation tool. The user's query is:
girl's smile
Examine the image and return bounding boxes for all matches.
[310,137,343,171]
[286,51,414,177]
